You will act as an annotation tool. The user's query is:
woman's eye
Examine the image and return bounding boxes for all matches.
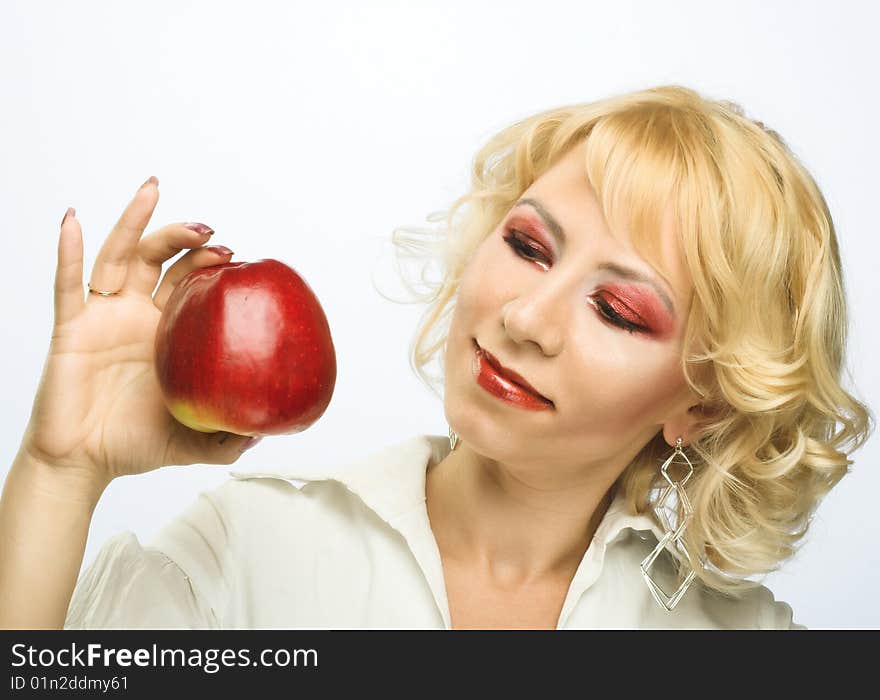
[503,229,647,335]
[503,231,549,264]
[593,296,646,334]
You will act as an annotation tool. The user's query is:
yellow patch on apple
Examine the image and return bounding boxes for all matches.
[168,400,224,433]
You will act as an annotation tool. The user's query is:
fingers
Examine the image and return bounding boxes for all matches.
[152,244,234,311]
[125,222,216,297]
[54,208,85,326]
[87,177,159,297]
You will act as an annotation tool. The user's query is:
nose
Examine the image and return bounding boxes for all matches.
[501,276,570,356]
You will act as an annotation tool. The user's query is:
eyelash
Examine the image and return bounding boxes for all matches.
[502,231,647,335]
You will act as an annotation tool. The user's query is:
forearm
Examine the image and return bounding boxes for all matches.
[0,447,107,629]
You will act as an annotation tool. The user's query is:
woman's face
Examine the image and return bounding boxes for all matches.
[444,140,701,479]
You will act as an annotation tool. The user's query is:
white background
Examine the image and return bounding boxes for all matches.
[1,0,877,628]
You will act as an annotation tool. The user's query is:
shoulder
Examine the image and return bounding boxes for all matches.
[210,470,347,514]
[689,575,806,629]
[207,470,390,540]
[736,584,806,630]
[611,530,806,629]
[215,434,440,534]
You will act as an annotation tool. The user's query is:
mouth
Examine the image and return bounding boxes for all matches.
[473,338,554,408]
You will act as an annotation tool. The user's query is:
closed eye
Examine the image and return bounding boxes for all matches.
[502,230,648,335]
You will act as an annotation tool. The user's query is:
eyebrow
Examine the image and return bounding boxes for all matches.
[512,197,677,315]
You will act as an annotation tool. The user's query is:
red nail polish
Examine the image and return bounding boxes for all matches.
[204,245,234,256]
[184,222,214,236]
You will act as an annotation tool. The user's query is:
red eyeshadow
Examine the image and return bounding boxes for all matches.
[600,283,675,338]
[506,213,554,253]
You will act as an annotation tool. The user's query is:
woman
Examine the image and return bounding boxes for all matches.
[0,84,871,629]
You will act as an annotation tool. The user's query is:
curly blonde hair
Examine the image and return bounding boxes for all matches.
[378,84,874,597]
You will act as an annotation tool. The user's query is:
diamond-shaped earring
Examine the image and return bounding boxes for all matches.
[640,436,700,612]
[448,426,459,451]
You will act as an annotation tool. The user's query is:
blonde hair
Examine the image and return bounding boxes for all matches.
[379,84,873,597]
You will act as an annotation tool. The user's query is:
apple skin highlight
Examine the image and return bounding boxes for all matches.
[154,258,337,436]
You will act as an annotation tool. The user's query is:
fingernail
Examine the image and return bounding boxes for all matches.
[61,207,76,227]
[184,222,215,236]
[139,175,159,190]
[239,436,263,453]
[205,245,234,256]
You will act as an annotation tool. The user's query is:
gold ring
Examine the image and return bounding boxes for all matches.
[87,283,121,296]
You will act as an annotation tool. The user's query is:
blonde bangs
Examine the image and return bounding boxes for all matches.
[581,103,689,286]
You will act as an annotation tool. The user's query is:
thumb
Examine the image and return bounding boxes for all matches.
[209,431,264,464]
[172,429,263,466]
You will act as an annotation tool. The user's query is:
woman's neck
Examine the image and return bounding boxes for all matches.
[425,442,616,588]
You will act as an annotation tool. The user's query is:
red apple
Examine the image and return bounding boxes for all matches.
[154,258,336,436]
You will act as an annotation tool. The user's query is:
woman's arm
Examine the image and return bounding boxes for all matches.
[0,445,107,629]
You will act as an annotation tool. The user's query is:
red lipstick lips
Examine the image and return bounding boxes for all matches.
[473,339,554,411]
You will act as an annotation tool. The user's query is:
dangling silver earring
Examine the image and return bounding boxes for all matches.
[640,436,699,612]
[448,426,459,451]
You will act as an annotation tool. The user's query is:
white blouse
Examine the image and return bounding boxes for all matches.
[64,434,805,629]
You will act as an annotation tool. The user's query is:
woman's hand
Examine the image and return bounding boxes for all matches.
[19,177,256,488]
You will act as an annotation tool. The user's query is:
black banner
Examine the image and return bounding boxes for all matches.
[0,629,858,694]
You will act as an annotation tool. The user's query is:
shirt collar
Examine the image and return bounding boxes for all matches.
[229,434,667,628]
[230,434,665,544]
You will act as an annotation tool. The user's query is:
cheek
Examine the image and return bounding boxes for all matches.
[563,334,686,425]
[456,237,511,312]
[447,244,495,349]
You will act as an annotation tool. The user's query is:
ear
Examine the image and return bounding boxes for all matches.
[661,401,711,449]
